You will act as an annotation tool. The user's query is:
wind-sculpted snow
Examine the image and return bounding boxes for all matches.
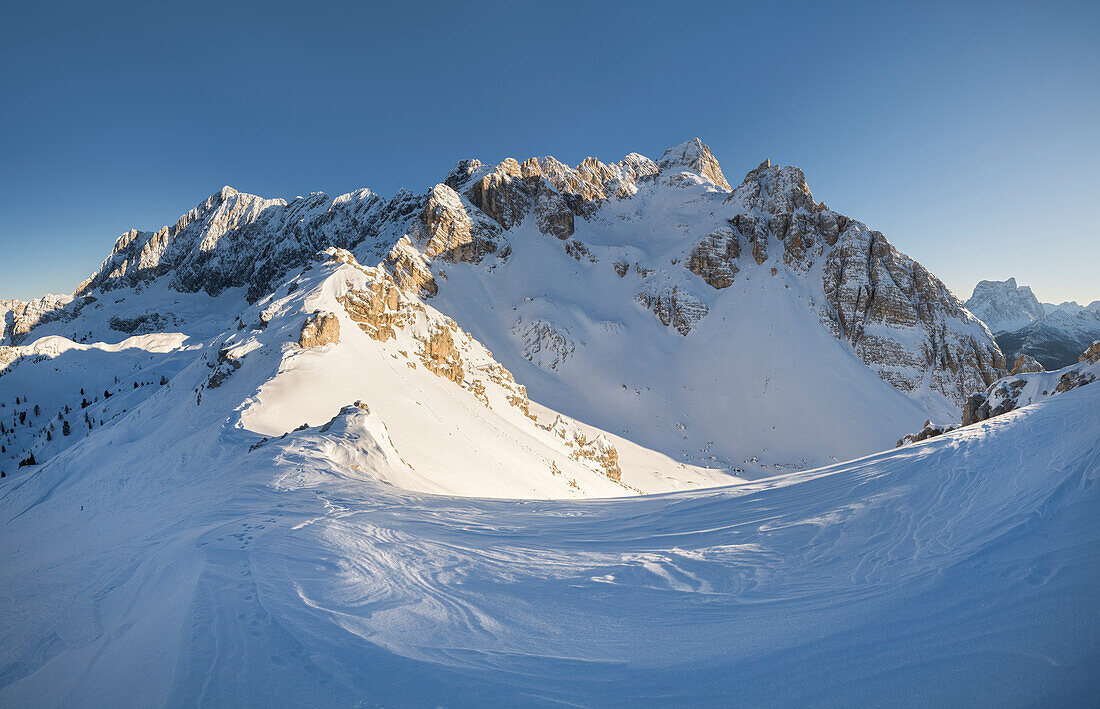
[0,379,1097,706]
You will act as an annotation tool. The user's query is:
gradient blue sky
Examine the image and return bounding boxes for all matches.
[2,0,1097,304]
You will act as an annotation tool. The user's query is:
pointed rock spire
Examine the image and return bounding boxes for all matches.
[657,138,730,190]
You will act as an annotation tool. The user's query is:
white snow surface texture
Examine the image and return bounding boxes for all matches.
[0,361,1097,706]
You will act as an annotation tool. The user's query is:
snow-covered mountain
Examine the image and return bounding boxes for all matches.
[0,294,73,346]
[964,277,1046,333]
[2,139,1098,706]
[0,139,1005,487]
[966,278,1100,369]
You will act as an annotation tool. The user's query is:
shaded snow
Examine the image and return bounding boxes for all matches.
[0,365,1097,706]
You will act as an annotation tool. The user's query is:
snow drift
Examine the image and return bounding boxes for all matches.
[0,359,1097,706]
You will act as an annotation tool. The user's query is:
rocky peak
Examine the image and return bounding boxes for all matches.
[727,160,816,214]
[76,185,395,303]
[656,138,730,190]
[0,294,74,346]
[964,278,1046,334]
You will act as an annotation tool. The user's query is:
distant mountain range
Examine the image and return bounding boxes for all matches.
[965,278,1100,369]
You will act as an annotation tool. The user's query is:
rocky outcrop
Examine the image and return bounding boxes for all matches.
[687,226,740,289]
[944,341,1100,432]
[635,287,709,336]
[446,150,663,240]
[416,184,501,262]
[109,312,181,334]
[512,319,575,371]
[417,325,465,386]
[897,420,955,447]
[821,225,1006,405]
[1010,354,1044,375]
[1,295,75,345]
[330,250,535,419]
[298,311,340,348]
[456,158,578,238]
[337,266,418,343]
[547,415,623,482]
[385,237,438,297]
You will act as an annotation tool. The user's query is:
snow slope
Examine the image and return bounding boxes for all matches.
[0,355,1097,706]
[433,216,942,473]
[0,250,731,497]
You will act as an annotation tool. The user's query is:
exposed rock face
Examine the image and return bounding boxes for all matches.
[445,151,661,243]
[512,319,575,371]
[0,295,75,345]
[76,186,418,303]
[417,325,465,386]
[897,420,955,447]
[949,341,1100,430]
[1010,353,1044,375]
[330,250,535,419]
[657,138,730,190]
[1055,367,1097,394]
[337,261,419,342]
[965,278,1046,334]
[820,223,1006,403]
[635,287,709,336]
[547,415,623,482]
[298,311,340,348]
[385,237,438,297]
[686,226,740,289]
[109,312,181,334]
[727,160,816,214]
[1081,341,1100,364]
[416,184,501,262]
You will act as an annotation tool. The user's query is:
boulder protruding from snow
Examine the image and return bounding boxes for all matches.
[298,311,340,348]
[1080,341,1100,364]
[1010,354,1044,375]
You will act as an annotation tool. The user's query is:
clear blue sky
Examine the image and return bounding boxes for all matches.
[2,0,1097,304]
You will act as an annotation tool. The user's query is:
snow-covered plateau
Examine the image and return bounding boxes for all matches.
[1,139,1097,706]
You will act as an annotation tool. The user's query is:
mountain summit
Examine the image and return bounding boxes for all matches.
[967,277,1100,369]
[965,278,1046,334]
[1,139,1005,489]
